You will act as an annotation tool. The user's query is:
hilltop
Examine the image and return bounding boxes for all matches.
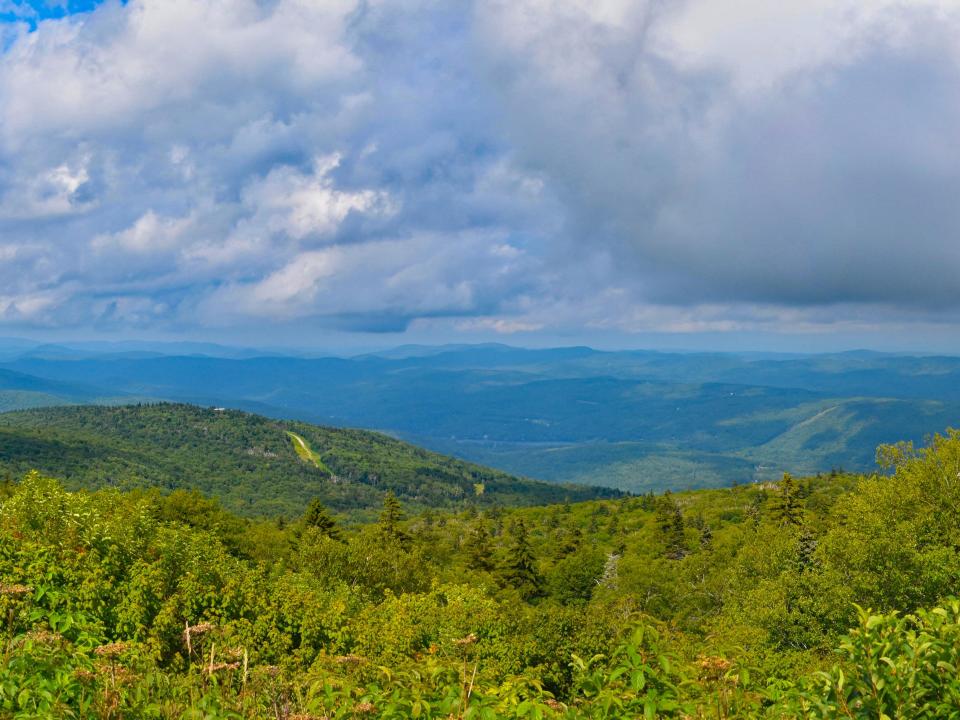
[0,403,617,517]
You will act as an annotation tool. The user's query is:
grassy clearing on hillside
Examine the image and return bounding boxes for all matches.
[286,430,331,473]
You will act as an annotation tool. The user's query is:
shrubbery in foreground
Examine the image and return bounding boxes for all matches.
[4,429,960,718]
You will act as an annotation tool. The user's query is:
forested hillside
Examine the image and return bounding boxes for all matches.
[0,404,616,517]
[4,345,960,491]
[3,428,960,716]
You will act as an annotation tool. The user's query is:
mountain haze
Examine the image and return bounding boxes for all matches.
[2,343,959,491]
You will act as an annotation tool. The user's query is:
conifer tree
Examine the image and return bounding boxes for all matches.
[303,498,339,540]
[797,527,818,572]
[773,472,804,526]
[378,491,410,549]
[547,507,561,529]
[556,526,583,558]
[465,518,495,572]
[667,509,687,559]
[655,495,687,559]
[502,519,543,600]
[745,491,765,528]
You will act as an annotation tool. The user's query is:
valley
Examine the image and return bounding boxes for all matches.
[2,341,959,492]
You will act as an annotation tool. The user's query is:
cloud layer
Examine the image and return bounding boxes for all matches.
[2,0,960,340]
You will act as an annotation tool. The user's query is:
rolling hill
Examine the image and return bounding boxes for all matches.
[2,343,960,492]
[0,403,618,517]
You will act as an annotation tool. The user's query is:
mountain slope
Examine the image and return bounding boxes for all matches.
[5,346,960,492]
[0,403,617,516]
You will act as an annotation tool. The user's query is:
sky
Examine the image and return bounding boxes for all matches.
[1,0,960,353]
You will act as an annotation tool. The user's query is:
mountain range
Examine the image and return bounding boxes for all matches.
[0,339,958,492]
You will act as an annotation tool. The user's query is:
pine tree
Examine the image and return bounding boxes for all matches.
[502,519,543,600]
[655,495,687,560]
[797,527,818,572]
[556,526,582,558]
[667,509,687,560]
[302,499,339,539]
[379,491,410,549]
[465,518,495,572]
[773,472,804,526]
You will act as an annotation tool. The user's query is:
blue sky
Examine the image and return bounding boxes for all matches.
[0,1,113,27]
[1,0,960,353]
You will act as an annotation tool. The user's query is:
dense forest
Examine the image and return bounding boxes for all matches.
[3,419,960,717]
[0,404,616,517]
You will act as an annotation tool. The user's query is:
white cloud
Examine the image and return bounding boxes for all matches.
[240,154,394,241]
[91,211,192,255]
[0,152,93,219]
[1,0,960,342]
[199,230,531,327]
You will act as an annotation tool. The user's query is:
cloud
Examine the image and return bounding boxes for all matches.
[1,0,960,341]
[475,0,960,316]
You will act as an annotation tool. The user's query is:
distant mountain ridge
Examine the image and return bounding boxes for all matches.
[1,343,960,492]
[0,403,617,517]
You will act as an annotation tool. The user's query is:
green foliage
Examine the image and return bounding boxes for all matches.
[0,404,618,517]
[465,518,496,573]
[502,520,543,601]
[6,426,960,716]
[547,548,606,606]
[771,472,804,527]
[570,624,687,718]
[654,495,687,560]
[302,498,340,540]
[785,600,960,718]
[379,492,411,549]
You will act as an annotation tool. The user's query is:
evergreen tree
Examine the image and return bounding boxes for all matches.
[639,491,656,512]
[302,498,339,540]
[773,472,804,526]
[667,509,688,560]
[556,526,583,558]
[655,495,687,560]
[465,518,495,572]
[378,491,410,549]
[797,527,818,572]
[502,519,543,600]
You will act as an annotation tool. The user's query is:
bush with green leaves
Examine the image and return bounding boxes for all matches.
[784,600,960,718]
